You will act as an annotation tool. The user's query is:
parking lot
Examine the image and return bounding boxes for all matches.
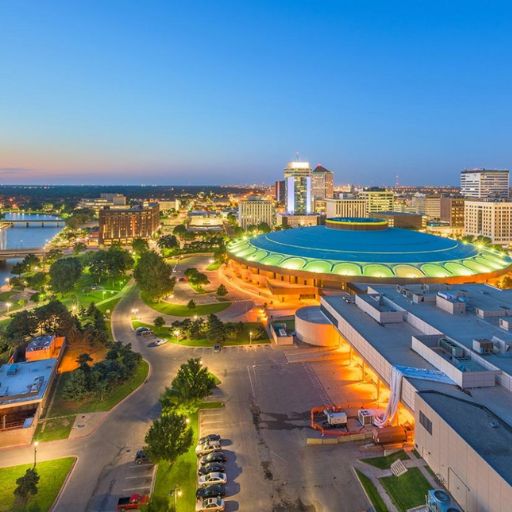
[199,344,372,511]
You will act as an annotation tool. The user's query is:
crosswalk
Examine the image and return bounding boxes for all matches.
[189,344,272,355]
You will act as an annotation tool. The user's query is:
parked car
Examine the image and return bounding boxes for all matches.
[134,450,149,465]
[199,452,227,465]
[117,494,149,511]
[213,343,222,352]
[153,338,166,346]
[196,484,226,499]
[199,434,221,444]
[198,463,225,476]
[196,441,222,456]
[135,326,152,336]
[198,472,227,487]
[195,497,225,511]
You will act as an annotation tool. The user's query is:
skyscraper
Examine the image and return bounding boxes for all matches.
[312,165,334,199]
[274,180,286,203]
[284,161,312,215]
[460,169,509,200]
[358,188,394,213]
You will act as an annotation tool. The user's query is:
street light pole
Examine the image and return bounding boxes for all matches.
[33,441,39,467]
[249,330,253,346]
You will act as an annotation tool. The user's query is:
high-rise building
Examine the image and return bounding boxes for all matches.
[274,180,286,203]
[358,188,394,213]
[464,200,512,245]
[460,169,509,200]
[325,198,368,218]
[312,165,334,199]
[238,196,274,230]
[99,203,160,244]
[440,197,465,227]
[284,161,312,215]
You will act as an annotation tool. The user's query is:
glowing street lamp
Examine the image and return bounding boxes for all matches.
[131,308,139,319]
[249,330,253,346]
[5,302,12,313]
[174,329,181,343]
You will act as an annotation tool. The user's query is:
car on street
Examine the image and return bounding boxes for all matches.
[117,494,149,511]
[198,472,227,487]
[195,497,225,511]
[199,452,227,465]
[199,434,221,444]
[195,484,226,499]
[213,343,221,352]
[134,450,149,465]
[198,463,225,476]
[195,440,222,455]
[135,326,152,336]
[153,338,166,346]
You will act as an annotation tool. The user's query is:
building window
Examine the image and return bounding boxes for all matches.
[419,410,432,434]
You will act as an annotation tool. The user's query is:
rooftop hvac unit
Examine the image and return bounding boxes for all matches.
[439,338,465,358]
[426,489,462,512]
[473,338,494,355]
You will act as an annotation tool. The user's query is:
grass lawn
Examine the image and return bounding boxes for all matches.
[133,321,270,346]
[47,359,149,418]
[152,402,224,512]
[35,416,75,442]
[206,261,221,271]
[380,467,431,512]
[361,450,409,469]
[0,457,76,512]
[355,469,387,512]
[141,292,230,317]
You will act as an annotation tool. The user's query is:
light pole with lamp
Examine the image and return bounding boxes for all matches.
[174,329,181,343]
[249,330,253,346]
[33,441,39,467]
[5,302,12,314]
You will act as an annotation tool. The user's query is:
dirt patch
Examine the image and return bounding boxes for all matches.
[273,499,316,512]
[58,341,107,373]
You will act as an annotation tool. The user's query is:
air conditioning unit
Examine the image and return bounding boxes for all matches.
[473,338,494,355]
[358,409,375,426]
[439,338,465,358]
[427,489,462,512]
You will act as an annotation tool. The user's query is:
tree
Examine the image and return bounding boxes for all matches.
[157,235,178,250]
[216,284,228,297]
[89,246,133,282]
[45,247,63,264]
[134,251,175,300]
[257,222,271,233]
[163,358,216,405]
[187,299,196,310]
[173,224,188,237]
[50,257,82,293]
[14,468,39,507]
[144,411,193,464]
[4,310,38,343]
[154,316,165,328]
[26,271,47,291]
[132,238,149,255]
[73,241,87,254]
[206,314,226,342]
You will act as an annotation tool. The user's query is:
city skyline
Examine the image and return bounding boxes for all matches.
[2,1,512,185]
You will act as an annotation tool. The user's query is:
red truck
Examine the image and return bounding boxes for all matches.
[117,494,149,511]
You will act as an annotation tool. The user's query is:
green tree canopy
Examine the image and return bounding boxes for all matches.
[154,316,165,328]
[216,284,228,297]
[144,411,193,464]
[134,251,175,300]
[50,257,82,293]
[14,468,39,507]
[157,234,178,249]
[132,238,149,255]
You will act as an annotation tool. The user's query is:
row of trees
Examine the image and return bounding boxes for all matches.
[62,342,142,401]
[169,313,265,343]
[2,300,109,356]
[144,358,216,465]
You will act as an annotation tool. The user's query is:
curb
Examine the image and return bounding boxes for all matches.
[50,455,79,512]
[352,465,377,512]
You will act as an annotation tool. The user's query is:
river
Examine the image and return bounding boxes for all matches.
[0,213,63,283]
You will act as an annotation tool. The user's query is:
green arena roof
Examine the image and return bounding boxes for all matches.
[227,224,512,279]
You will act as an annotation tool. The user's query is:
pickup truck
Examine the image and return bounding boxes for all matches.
[117,494,149,511]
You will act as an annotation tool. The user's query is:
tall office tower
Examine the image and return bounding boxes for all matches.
[238,195,274,230]
[440,197,465,227]
[284,161,312,215]
[464,200,512,245]
[460,169,509,200]
[312,165,334,199]
[358,188,394,213]
[274,180,286,203]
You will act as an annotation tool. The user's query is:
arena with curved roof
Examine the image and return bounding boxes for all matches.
[227,218,512,297]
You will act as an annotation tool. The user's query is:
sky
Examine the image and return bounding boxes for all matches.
[1,0,512,186]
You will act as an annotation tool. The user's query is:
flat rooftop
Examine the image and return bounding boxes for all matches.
[0,359,57,406]
[296,305,331,325]
[368,283,512,374]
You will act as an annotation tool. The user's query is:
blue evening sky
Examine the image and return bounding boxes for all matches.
[0,1,511,185]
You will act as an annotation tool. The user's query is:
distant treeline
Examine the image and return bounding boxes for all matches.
[0,185,258,210]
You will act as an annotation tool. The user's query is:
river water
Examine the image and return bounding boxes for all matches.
[0,213,63,283]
